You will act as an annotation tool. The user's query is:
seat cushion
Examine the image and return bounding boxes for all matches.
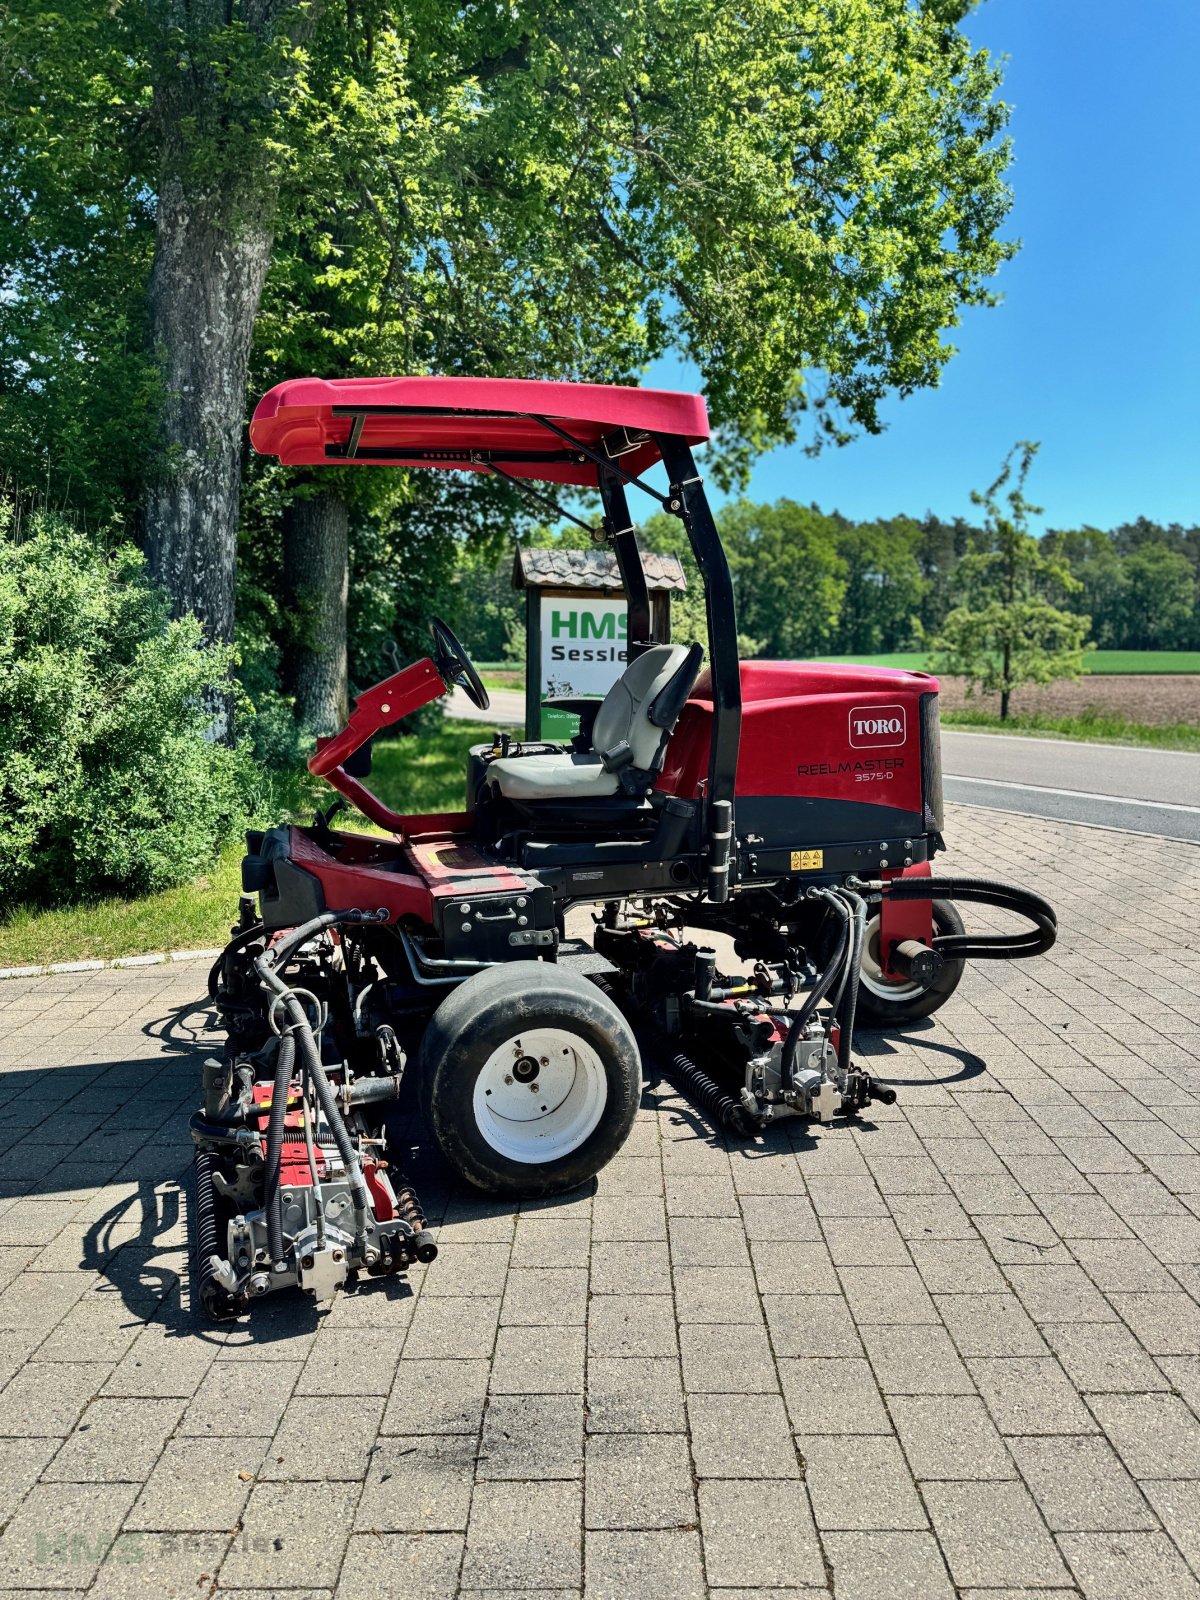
[486,751,620,800]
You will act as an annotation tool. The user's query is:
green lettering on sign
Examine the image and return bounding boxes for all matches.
[551,611,578,638]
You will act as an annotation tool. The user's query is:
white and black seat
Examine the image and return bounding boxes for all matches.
[485,643,703,804]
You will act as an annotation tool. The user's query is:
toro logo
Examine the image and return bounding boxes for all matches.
[849,704,906,748]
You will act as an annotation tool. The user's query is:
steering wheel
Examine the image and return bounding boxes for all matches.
[430,616,490,711]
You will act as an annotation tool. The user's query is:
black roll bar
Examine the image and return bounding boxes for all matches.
[598,474,652,659]
[656,436,742,898]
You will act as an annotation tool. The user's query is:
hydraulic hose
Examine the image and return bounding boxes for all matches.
[872,875,1057,961]
[208,922,266,1000]
[835,890,867,1084]
[264,1032,295,1271]
[780,889,851,1086]
[291,1016,370,1247]
[188,1114,259,1151]
[254,908,387,1251]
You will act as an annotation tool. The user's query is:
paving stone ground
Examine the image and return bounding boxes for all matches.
[0,802,1198,1598]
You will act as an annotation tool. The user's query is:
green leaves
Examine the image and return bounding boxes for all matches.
[5,0,1016,520]
[931,443,1091,712]
[0,516,255,905]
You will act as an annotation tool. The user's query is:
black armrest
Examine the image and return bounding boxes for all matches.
[648,643,704,731]
[544,697,603,742]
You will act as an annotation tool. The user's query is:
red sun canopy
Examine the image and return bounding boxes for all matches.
[250,375,710,488]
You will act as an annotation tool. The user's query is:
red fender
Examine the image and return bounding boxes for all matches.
[878,861,933,978]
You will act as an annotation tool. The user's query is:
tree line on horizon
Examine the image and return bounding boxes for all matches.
[455,500,1200,668]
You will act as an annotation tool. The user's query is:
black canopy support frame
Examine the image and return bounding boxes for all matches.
[318,401,743,885]
[526,414,672,507]
[598,474,652,661]
[655,435,742,881]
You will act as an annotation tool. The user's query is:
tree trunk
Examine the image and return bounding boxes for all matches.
[144,175,275,650]
[141,0,328,725]
[283,492,350,736]
[1000,639,1011,721]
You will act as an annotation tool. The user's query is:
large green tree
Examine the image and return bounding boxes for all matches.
[3,0,1016,684]
[0,5,156,526]
[834,516,926,653]
[1118,543,1196,650]
[932,443,1090,718]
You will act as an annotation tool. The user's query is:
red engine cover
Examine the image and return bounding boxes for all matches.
[657,660,937,817]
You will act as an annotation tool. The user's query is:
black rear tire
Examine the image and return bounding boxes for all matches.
[854,898,966,1026]
[415,963,642,1198]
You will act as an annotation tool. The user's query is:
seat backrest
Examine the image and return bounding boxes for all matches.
[592,643,696,773]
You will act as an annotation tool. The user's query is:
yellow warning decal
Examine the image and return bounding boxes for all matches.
[791,849,824,871]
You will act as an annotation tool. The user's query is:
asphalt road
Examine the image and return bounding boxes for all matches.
[451,688,1199,842]
[941,729,1200,843]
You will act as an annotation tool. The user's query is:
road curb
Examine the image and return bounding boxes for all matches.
[0,948,222,983]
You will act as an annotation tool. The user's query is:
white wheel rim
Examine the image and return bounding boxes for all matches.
[857,913,926,1003]
[472,1026,608,1165]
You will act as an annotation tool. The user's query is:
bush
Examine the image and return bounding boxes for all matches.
[0,514,256,906]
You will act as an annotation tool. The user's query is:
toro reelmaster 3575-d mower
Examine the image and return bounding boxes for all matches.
[197,375,1056,1317]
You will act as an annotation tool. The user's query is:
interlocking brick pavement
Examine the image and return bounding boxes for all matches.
[0,802,1198,1597]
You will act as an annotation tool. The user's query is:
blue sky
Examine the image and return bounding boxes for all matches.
[646,0,1200,534]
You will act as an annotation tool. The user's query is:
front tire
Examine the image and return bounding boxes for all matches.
[854,898,966,1026]
[416,963,642,1198]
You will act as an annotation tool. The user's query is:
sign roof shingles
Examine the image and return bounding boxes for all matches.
[513,547,687,593]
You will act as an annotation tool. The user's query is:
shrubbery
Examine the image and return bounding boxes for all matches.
[0,515,257,906]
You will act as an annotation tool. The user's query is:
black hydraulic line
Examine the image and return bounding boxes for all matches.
[188,1113,259,1150]
[835,891,866,1085]
[265,908,385,969]
[878,875,1057,961]
[781,893,851,1085]
[293,1013,371,1248]
[208,922,266,1000]
[254,909,387,1249]
[264,1032,296,1271]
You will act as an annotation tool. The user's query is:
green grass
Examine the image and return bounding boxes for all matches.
[1075,650,1200,675]
[483,650,1200,685]
[371,720,494,812]
[818,649,1200,675]
[942,707,1200,751]
[0,721,495,970]
[0,841,252,969]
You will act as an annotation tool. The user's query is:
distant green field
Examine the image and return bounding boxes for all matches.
[818,650,1200,675]
[484,651,1200,682]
